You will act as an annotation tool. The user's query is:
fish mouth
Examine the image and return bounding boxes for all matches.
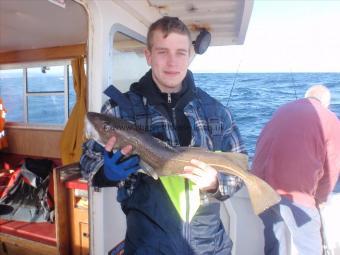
[85,116,105,146]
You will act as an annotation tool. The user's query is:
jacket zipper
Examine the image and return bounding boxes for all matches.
[168,93,177,127]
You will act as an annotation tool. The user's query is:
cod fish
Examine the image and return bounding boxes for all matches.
[85,112,280,215]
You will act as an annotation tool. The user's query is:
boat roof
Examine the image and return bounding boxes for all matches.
[0,0,253,54]
[115,0,254,46]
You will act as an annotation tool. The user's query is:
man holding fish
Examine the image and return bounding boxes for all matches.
[81,16,247,255]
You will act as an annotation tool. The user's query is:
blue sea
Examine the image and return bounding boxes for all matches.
[193,73,340,159]
[0,75,75,125]
[1,72,340,159]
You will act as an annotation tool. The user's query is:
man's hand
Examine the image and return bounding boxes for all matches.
[180,159,218,193]
[103,136,140,181]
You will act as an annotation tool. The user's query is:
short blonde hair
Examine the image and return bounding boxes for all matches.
[147,16,192,51]
[304,84,331,108]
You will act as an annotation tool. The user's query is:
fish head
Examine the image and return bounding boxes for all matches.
[85,112,119,147]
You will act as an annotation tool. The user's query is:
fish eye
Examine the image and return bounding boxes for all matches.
[103,124,111,132]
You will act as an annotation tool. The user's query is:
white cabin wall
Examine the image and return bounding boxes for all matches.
[82,1,161,254]
[223,188,265,255]
[86,0,159,113]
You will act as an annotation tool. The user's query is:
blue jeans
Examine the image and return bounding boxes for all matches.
[260,197,322,255]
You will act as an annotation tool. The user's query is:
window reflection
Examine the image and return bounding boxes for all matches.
[112,31,149,91]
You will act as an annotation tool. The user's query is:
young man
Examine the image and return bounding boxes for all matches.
[81,16,246,255]
[252,85,340,255]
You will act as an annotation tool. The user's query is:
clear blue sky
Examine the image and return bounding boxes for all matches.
[190,0,340,73]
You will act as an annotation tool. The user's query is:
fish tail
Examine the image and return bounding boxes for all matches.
[244,174,281,215]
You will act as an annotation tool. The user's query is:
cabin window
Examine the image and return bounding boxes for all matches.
[111,30,149,92]
[0,60,75,126]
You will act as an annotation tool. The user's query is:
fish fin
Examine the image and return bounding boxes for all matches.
[139,160,159,180]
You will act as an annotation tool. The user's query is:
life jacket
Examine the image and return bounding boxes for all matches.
[0,98,8,149]
[0,158,55,222]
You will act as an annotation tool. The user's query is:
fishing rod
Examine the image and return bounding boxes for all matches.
[227,60,242,106]
[289,68,298,100]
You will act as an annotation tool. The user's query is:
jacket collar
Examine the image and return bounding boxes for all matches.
[130,69,196,107]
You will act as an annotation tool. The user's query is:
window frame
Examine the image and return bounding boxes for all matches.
[0,59,73,130]
[106,23,148,101]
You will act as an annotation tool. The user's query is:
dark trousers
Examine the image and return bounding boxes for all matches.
[260,197,322,255]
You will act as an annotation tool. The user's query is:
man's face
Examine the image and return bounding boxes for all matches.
[145,30,190,93]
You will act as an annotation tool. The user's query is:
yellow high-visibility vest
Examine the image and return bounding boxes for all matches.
[160,176,200,223]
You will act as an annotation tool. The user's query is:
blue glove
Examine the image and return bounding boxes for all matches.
[103,150,140,181]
